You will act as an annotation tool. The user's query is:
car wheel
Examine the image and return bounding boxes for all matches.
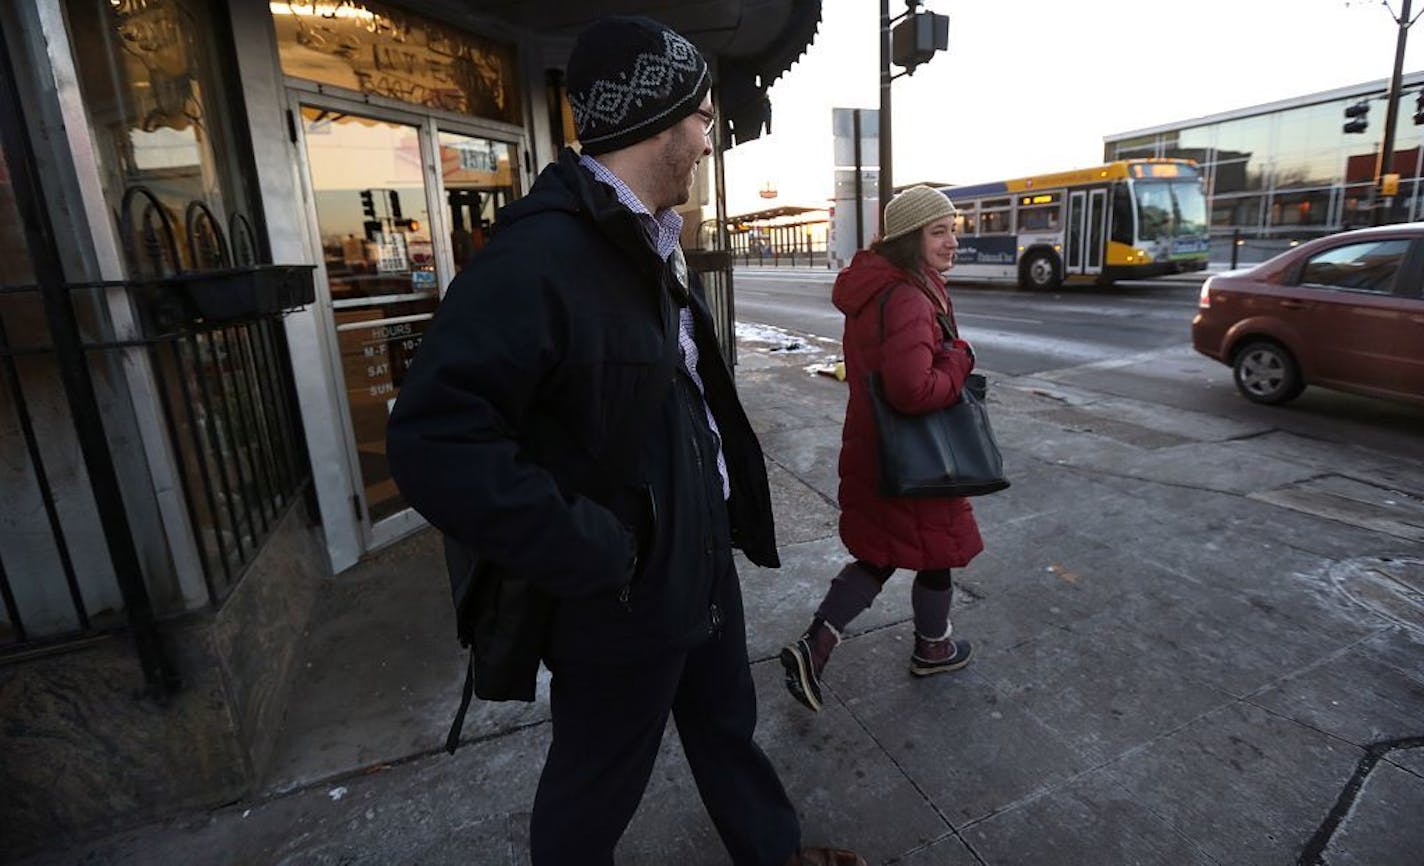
[1019,250,1062,291]
[1232,341,1304,404]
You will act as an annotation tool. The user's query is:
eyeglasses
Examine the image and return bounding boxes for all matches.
[693,108,716,138]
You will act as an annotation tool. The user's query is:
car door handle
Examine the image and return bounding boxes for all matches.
[1279,300,1306,310]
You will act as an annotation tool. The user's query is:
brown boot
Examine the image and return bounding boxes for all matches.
[779,617,840,711]
[910,633,973,677]
[784,847,868,866]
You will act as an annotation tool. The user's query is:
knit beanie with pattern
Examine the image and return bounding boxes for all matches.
[882,186,958,242]
[566,16,711,156]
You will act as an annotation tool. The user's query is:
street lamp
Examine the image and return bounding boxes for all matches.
[878,0,949,221]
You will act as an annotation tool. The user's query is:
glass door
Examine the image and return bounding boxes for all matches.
[1087,188,1107,273]
[1066,190,1086,274]
[294,99,520,549]
[436,131,519,277]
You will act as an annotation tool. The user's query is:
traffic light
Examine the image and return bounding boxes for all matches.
[1414,90,1424,126]
[388,190,403,221]
[359,189,376,219]
[1343,101,1369,134]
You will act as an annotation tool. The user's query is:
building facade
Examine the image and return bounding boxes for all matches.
[1105,71,1424,264]
[0,0,818,852]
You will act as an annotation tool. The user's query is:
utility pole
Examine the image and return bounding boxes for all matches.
[1373,0,1418,224]
[878,1,950,232]
[878,0,893,225]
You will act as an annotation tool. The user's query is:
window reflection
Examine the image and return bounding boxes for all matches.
[438,132,517,272]
[66,0,252,273]
[1300,240,1409,293]
[271,1,521,125]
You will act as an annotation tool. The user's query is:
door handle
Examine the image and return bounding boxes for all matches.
[1279,300,1306,310]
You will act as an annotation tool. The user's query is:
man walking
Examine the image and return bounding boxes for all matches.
[387,15,864,866]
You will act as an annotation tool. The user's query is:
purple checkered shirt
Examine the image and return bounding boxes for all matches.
[580,155,730,499]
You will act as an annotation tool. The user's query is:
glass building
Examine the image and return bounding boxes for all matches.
[1105,72,1424,264]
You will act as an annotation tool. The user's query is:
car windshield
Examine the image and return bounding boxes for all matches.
[1134,180,1207,241]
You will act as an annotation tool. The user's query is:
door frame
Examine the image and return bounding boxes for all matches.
[286,87,526,553]
[1086,188,1107,273]
[1066,188,1108,278]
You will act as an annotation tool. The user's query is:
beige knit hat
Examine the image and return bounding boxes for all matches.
[881,185,957,242]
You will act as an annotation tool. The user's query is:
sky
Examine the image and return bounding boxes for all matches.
[722,0,1424,216]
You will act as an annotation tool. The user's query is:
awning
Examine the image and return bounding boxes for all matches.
[452,0,823,150]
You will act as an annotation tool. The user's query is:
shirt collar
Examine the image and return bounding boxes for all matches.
[579,153,683,261]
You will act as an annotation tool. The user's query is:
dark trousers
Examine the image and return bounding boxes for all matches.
[530,573,800,865]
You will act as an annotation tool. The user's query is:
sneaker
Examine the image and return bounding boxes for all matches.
[784,847,868,866]
[910,635,973,677]
[779,618,838,711]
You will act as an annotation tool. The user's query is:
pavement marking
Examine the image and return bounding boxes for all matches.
[1324,555,1424,633]
[958,311,1044,325]
[1031,344,1197,380]
[1250,477,1424,545]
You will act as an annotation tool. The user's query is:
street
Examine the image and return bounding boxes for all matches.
[733,266,1424,460]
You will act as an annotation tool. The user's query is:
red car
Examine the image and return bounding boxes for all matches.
[1191,223,1424,405]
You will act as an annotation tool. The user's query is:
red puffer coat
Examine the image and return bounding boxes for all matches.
[833,250,984,570]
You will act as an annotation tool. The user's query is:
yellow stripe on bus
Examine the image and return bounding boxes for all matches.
[1004,163,1133,193]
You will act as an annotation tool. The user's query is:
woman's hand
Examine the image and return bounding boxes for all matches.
[951,338,975,368]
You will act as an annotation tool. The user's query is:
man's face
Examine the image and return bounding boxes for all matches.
[652,96,714,209]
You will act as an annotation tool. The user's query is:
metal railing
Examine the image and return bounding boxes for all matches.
[686,248,736,367]
[731,247,832,268]
[0,186,312,692]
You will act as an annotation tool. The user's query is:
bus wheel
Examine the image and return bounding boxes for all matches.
[1020,251,1061,291]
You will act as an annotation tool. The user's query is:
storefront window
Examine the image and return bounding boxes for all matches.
[1274,103,1344,189]
[65,0,256,274]
[1210,194,1261,231]
[271,1,521,126]
[1269,189,1332,229]
[1170,124,1216,166]
[1109,134,1157,161]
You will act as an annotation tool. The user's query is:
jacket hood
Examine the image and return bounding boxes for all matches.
[495,148,660,276]
[832,249,919,317]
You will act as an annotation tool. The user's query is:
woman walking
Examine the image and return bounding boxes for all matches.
[780,186,983,712]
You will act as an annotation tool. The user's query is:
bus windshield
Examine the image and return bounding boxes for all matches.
[1171,180,1208,236]
[1135,180,1207,241]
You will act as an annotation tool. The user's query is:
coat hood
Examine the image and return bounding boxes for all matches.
[831,250,914,316]
[495,148,663,282]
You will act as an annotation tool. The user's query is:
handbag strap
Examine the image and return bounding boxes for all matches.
[877,281,956,349]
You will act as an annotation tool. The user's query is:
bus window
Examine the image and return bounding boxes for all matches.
[1111,184,1133,243]
[953,206,975,235]
[1136,182,1175,241]
[979,198,1012,234]
[1018,204,1060,232]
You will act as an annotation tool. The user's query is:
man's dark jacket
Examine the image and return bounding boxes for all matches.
[387,148,779,671]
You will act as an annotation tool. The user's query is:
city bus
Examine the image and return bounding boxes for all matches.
[939,158,1210,290]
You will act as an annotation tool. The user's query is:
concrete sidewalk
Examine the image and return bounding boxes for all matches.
[22,332,1424,865]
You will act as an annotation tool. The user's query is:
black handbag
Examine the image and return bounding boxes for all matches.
[866,285,1009,498]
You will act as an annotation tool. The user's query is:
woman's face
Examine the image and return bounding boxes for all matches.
[919,215,958,272]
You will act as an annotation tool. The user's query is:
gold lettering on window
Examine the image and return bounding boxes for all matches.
[271,1,521,125]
